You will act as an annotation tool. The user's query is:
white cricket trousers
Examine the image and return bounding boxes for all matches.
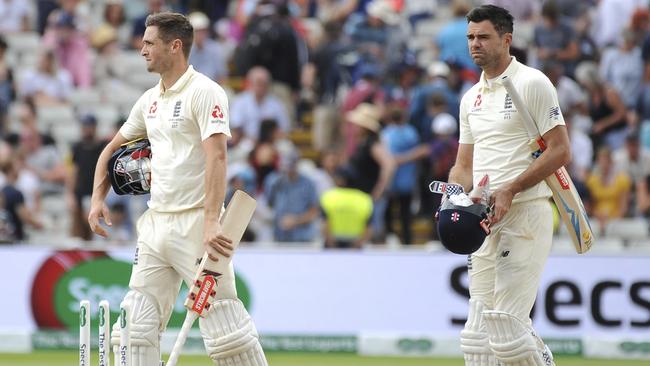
[468,198,553,324]
[128,207,238,325]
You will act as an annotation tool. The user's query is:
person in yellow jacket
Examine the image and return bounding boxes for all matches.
[320,167,373,248]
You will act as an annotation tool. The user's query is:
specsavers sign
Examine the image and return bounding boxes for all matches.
[1,247,648,347]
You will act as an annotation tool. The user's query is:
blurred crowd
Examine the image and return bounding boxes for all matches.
[0,0,649,247]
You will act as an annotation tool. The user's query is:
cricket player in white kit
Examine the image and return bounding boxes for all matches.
[448,5,571,366]
[88,13,267,366]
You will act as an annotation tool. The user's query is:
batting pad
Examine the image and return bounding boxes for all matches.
[200,299,268,366]
[460,299,496,366]
[111,291,162,366]
[482,310,555,366]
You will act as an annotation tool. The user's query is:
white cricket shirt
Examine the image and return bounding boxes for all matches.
[459,57,565,203]
[120,65,231,212]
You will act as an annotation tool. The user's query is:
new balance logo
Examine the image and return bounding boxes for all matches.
[501,250,510,257]
[548,106,560,120]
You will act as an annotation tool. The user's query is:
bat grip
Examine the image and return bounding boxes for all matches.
[166,311,199,366]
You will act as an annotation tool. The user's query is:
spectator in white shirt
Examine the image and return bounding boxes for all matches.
[20,49,73,105]
[0,0,31,33]
[230,66,291,140]
[188,11,228,82]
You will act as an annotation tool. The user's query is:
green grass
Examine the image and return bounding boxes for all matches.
[0,351,649,366]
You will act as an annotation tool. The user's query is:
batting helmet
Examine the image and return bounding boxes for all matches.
[437,199,490,254]
[108,138,152,195]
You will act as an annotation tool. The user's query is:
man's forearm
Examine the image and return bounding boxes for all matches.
[448,164,473,192]
[91,147,116,204]
[204,148,227,221]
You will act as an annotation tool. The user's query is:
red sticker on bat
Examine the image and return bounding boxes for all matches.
[191,276,216,315]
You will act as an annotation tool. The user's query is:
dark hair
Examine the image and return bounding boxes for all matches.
[541,1,559,20]
[0,36,7,51]
[145,12,194,59]
[258,118,278,143]
[466,5,514,36]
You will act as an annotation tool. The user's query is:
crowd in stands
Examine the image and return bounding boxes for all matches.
[0,0,649,248]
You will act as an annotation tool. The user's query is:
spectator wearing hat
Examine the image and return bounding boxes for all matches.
[344,103,396,242]
[67,114,107,240]
[0,159,43,242]
[321,166,373,248]
[381,105,419,244]
[42,11,92,88]
[188,12,228,82]
[95,0,130,49]
[340,63,386,156]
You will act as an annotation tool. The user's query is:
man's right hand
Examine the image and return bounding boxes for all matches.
[88,202,112,237]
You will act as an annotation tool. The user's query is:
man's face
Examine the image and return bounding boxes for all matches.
[141,26,173,73]
[467,20,510,69]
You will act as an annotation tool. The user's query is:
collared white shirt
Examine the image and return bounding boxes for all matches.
[120,65,231,212]
[230,90,291,140]
[459,57,565,203]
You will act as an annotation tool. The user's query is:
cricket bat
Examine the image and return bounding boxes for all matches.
[501,76,593,254]
[165,190,257,366]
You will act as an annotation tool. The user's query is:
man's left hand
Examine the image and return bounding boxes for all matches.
[203,220,234,262]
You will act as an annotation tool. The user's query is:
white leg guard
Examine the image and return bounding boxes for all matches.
[461,299,497,366]
[482,310,555,366]
[200,299,268,366]
[110,291,162,366]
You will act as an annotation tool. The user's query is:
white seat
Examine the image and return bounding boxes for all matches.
[37,104,76,130]
[69,87,102,107]
[4,32,40,57]
[605,218,648,241]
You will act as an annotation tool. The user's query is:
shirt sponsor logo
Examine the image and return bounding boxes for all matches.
[147,101,157,119]
[211,104,226,124]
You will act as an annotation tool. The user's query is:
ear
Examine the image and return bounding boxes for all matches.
[503,32,513,48]
[171,39,183,54]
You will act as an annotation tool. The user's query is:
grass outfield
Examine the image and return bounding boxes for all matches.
[0,351,649,365]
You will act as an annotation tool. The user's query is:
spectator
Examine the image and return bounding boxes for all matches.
[20,49,73,105]
[0,0,31,33]
[397,112,459,222]
[0,159,43,242]
[344,103,396,242]
[130,0,166,50]
[105,201,133,244]
[93,0,130,49]
[381,105,419,245]
[574,7,600,64]
[304,148,341,197]
[320,166,373,248]
[42,11,92,88]
[409,61,461,140]
[188,12,228,82]
[234,0,302,91]
[264,151,320,242]
[340,63,386,156]
[542,61,586,117]
[91,26,135,99]
[613,131,650,216]
[599,28,644,110]
[67,115,106,241]
[20,125,66,196]
[575,61,628,151]
[345,0,406,70]
[230,66,291,140]
[435,1,477,74]
[592,0,642,48]
[587,146,632,235]
[533,0,579,76]
[0,36,15,134]
[249,119,282,192]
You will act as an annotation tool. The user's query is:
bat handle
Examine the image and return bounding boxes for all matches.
[166,311,199,366]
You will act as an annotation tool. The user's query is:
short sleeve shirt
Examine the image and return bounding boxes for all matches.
[459,57,565,203]
[120,66,231,212]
